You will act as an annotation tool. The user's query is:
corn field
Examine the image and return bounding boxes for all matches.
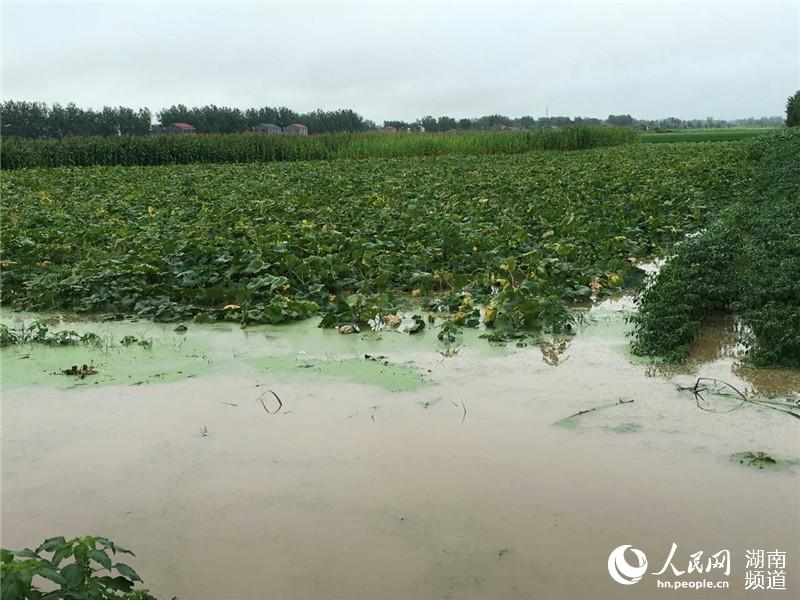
[0,127,638,169]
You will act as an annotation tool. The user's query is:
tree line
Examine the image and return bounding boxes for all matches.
[0,99,786,139]
[386,114,605,132]
[0,101,375,138]
[1,101,153,138]
[391,113,784,132]
[156,105,374,134]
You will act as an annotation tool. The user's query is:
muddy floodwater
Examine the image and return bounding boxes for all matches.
[2,304,799,599]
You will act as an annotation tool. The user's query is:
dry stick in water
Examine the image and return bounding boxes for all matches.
[683,377,745,414]
[683,377,800,420]
[562,398,634,420]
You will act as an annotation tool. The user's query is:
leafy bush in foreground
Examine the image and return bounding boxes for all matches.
[1,142,749,341]
[629,128,800,366]
[1,536,158,600]
[0,320,102,347]
[0,126,636,169]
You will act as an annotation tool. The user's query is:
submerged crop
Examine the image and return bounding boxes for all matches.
[1,142,750,341]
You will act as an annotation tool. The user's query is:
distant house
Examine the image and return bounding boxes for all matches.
[381,125,397,133]
[412,125,425,133]
[164,122,196,134]
[283,123,308,136]
[253,123,282,134]
[488,124,512,132]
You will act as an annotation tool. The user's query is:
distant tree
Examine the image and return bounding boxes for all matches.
[787,90,800,127]
[300,108,367,133]
[46,103,67,137]
[0,100,152,138]
[384,120,411,130]
[1,101,49,137]
[245,107,280,128]
[417,115,438,132]
[474,114,512,130]
[607,114,635,127]
[437,116,458,131]
[212,105,248,133]
[457,118,472,130]
[49,102,95,136]
[159,104,251,133]
[733,116,783,128]
[157,104,192,128]
[276,107,300,128]
[118,106,152,135]
[574,116,602,126]
[514,115,536,129]
[537,116,573,128]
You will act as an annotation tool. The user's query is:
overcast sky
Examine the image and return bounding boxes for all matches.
[2,1,798,122]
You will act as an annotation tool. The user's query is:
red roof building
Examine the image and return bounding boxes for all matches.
[164,122,196,134]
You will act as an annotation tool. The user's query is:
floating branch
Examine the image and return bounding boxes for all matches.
[680,377,800,420]
[554,398,634,428]
[562,398,633,420]
[258,389,283,414]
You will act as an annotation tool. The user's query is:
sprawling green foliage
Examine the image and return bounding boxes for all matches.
[0,126,636,169]
[630,128,800,366]
[1,536,157,600]
[2,142,748,339]
[0,320,104,347]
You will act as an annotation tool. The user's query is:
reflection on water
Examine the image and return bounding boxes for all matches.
[688,314,747,362]
[640,314,800,397]
[731,364,800,396]
[537,338,571,366]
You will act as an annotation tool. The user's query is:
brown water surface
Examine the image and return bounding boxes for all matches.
[2,308,798,599]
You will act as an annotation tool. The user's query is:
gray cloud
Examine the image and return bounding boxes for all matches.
[2,1,798,122]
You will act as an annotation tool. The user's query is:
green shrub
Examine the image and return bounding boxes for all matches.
[629,128,800,366]
[1,536,159,600]
[786,90,800,127]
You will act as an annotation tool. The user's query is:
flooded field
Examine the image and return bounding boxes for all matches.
[2,303,798,599]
